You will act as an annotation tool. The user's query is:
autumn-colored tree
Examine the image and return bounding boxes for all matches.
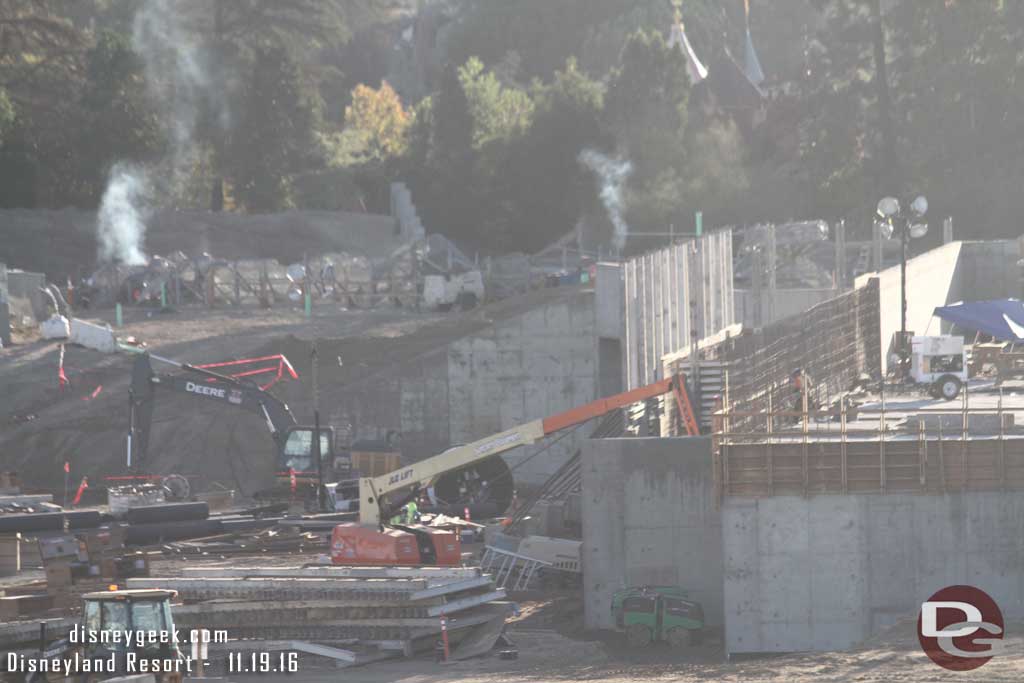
[344,81,411,160]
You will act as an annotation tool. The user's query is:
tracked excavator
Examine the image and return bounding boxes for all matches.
[330,374,701,566]
[128,353,398,503]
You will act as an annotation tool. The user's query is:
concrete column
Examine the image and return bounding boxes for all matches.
[752,250,764,327]
[765,225,777,324]
[872,221,884,272]
[834,220,846,289]
[0,300,10,347]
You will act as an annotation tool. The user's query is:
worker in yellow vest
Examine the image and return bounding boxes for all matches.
[404,500,418,524]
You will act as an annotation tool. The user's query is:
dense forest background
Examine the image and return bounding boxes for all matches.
[0,0,1021,255]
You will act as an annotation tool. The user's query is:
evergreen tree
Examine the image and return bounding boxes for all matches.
[75,31,164,205]
[230,46,322,212]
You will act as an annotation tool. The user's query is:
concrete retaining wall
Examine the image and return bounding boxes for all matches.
[856,241,963,374]
[321,289,599,488]
[445,290,598,485]
[582,437,723,630]
[958,240,1019,302]
[723,492,1024,654]
[734,287,836,328]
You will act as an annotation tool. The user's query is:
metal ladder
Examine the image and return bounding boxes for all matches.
[480,546,552,591]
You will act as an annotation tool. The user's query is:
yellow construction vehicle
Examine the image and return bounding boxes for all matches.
[329,374,701,565]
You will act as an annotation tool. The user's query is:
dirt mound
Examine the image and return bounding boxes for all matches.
[0,306,439,497]
[0,282,584,498]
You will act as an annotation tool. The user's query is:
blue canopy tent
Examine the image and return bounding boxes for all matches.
[933,299,1024,342]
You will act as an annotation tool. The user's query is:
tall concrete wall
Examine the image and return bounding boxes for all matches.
[734,287,836,328]
[305,288,598,488]
[446,291,598,484]
[582,437,723,630]
[856,241,963,374]
[723,492,1024,654]
[958,240,1019,301]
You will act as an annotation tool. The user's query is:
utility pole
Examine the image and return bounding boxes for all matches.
[312,340,326,512]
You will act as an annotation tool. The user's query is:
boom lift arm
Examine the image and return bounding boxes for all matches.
[357,375,694,525]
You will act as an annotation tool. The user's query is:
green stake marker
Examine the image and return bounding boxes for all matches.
[695,210,703,237]
[160,283,167,308]
[304,292,312,318]
[115,303,123,327]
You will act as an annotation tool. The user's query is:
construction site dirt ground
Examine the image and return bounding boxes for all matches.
[0,284,585,495]
[0,303,446,493]
[140,558,1023,683]
[236,619,1024,683]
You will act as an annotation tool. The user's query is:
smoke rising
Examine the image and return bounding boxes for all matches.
[132,0,226,179]
[578,149,633,252]
[98,164,151,266]
[96,0,227,264]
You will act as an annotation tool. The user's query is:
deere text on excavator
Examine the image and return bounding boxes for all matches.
[129,352,398,503]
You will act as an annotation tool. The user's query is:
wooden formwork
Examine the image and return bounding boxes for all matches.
[719,438,1024,497]
[714,402,1024,499]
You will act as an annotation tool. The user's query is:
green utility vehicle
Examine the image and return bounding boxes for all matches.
[611,586,705,648]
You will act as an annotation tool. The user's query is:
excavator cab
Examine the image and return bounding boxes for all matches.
[274,426,335,491]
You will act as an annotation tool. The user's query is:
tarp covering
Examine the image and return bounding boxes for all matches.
[933,299,1024,342]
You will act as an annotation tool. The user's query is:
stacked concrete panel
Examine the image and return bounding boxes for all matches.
[616,230,734,389]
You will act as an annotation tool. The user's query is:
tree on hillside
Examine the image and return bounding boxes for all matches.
[408,57,537,249]
[458,57,534,148]
[603,29,692,233]
[344,81,412,161]
[229,47,322,212]
[502,58,608,249]
[132,0,388,211]
[75,31,163,205]
[884,0,1024,237]
[0,0,85,109]
[0,0,85,207]
[446,0,616,80]
[604,29,691,183]
[795,0,879,219]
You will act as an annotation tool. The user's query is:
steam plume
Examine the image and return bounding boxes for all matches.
[98,164,151,266]
[132,0,226,180]
[578,149,633,252]
[96,0,227,264]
